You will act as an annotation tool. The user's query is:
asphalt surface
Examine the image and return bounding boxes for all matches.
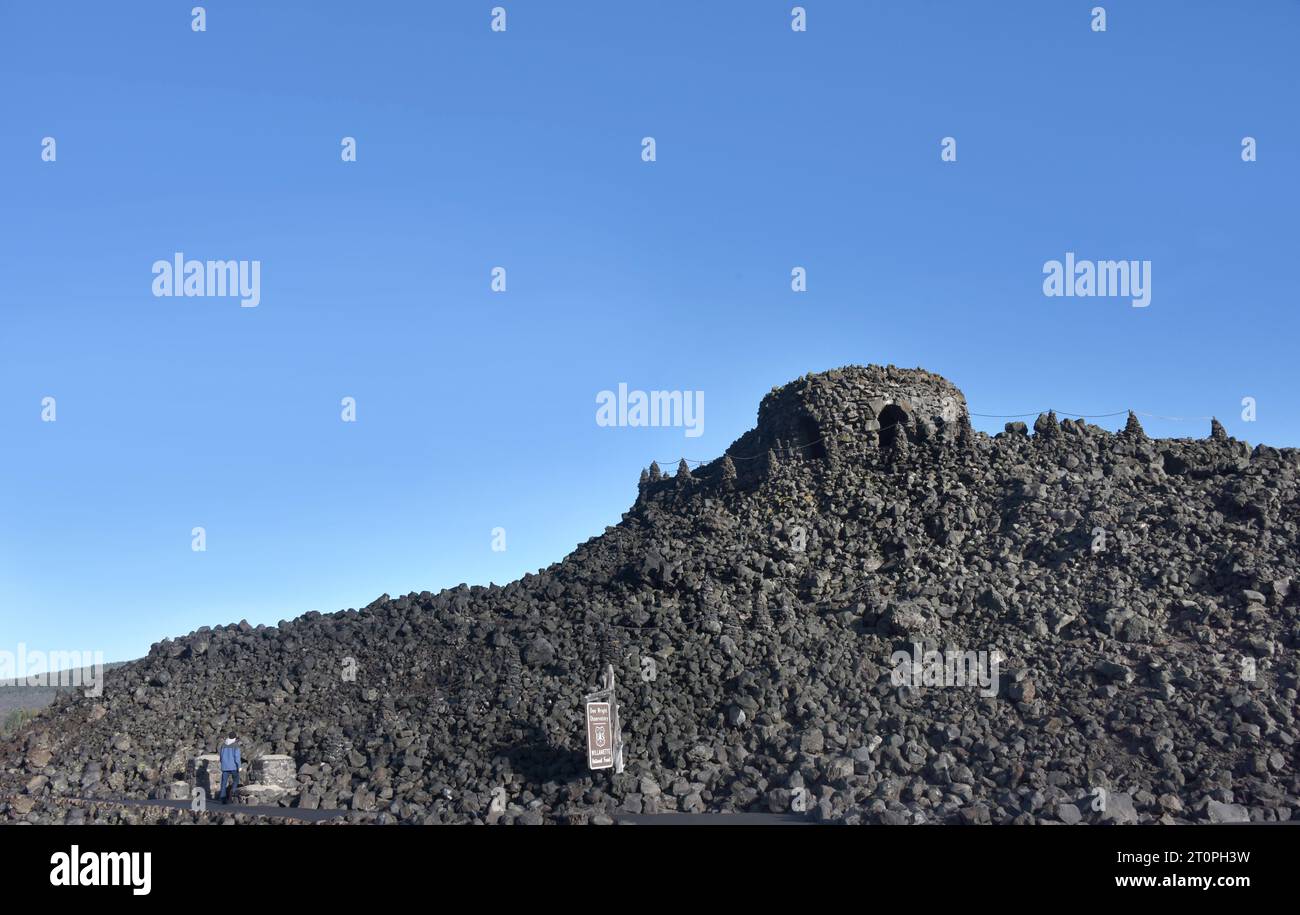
[60,795,811,824]
[615,811,812,825]
[71,795,352,822]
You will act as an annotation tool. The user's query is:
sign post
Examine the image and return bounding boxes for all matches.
[584,663,624,773]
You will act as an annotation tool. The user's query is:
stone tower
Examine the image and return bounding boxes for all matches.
[745,365,969,464]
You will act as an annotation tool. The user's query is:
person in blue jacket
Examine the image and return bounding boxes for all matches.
[217,733,241,804]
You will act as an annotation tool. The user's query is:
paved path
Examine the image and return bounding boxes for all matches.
[18,792,810,824]
[69,795,353,822]
[615,811,811,825]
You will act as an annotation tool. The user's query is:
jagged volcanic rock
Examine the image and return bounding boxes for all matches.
[3,365,1298,824]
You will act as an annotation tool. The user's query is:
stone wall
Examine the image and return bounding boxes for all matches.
[187,754,223,798]
[189,752,298,805]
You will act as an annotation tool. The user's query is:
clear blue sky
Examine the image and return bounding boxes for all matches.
[2,1,1297,665]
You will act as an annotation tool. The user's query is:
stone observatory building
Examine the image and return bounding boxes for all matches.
[745,364,969,463]
[638,364,971,495]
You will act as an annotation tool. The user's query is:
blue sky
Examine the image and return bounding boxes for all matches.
[2,1,1297,664]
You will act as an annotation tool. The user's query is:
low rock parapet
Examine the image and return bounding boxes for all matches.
[251,754,298,792]
[187,754,222,798]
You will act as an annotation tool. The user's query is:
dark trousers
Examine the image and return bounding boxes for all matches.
[219,769,239,802]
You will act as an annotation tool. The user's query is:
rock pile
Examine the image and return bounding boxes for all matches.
[3,365,1297,824]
